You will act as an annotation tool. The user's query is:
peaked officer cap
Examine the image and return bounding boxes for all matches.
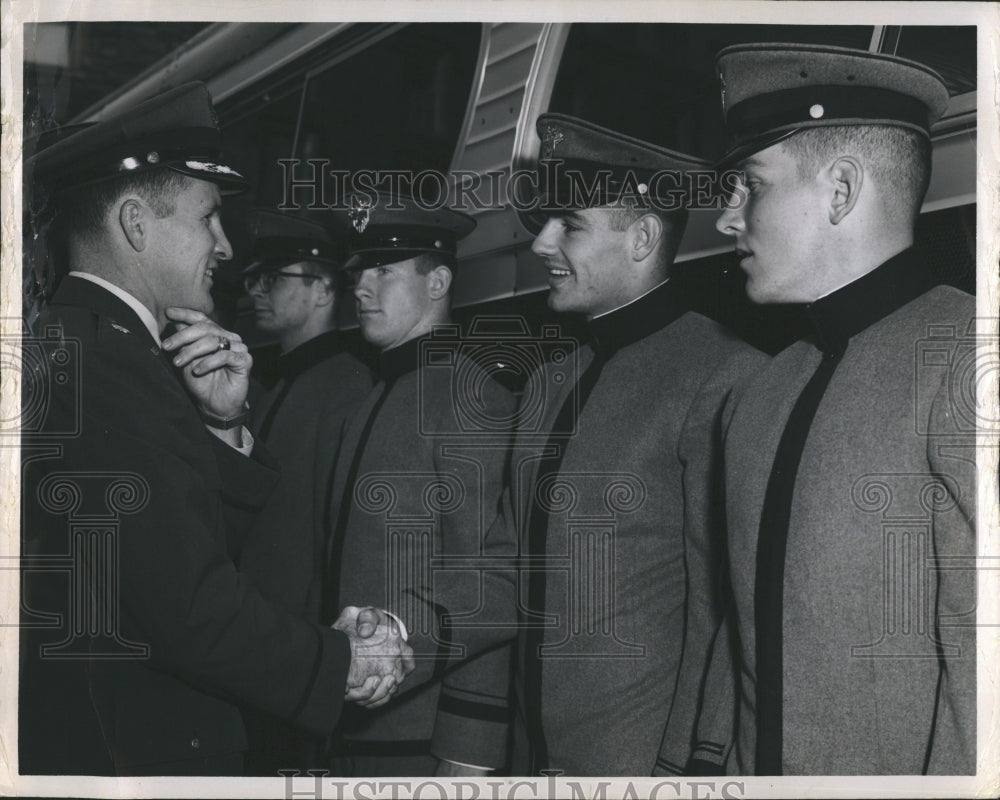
[28,82,248,196]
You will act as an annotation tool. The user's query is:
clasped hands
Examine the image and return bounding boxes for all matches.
[334,606,415,709]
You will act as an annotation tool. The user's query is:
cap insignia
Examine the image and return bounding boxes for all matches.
[541,125,564,158]
[184,160,242,176]
[349,195,374,233]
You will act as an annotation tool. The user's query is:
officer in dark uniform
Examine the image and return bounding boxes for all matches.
[707,43,976,775]
[237,210,373,774]
[323,194,516,776]
[19,83,411,776]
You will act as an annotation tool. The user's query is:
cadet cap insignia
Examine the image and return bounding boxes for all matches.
[541,124,564,158]
[349,195,374,233]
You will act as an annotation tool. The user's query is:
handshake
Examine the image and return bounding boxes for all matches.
[334,606,415,709]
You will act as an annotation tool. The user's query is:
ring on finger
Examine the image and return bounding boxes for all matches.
[216,336,232,352]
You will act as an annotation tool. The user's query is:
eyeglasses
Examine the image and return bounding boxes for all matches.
[243,270,324,293]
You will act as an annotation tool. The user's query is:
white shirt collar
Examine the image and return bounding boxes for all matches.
[68,271,162,346]
[591,279,670,320]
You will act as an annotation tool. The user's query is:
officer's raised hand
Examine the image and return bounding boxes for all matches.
[162,307,253,444]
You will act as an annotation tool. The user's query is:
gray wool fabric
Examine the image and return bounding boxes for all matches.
[504,310,767,776]
[325,338,517,769]
[719,284,976,775]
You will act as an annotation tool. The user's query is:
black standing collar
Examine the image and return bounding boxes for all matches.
[277,330,342,382]
[378,333,428,384]
[805,247,938,356]
[587,280,686,356]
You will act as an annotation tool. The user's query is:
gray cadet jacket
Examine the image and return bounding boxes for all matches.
[324,330,517,770]
[718,249,976,775]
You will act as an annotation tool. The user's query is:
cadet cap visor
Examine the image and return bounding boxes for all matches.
[716,43,950,166]
[337,193,476,272]
[28,82,248,196]
[241,209,343,276]
[519,113,710,235]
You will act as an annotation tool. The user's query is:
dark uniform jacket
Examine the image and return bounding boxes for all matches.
[20,275,352,775]
[323,330,516,770]
[242,332,372,621]
[238,332,372,773]
[501,282,767,776]
[719,249,976,774]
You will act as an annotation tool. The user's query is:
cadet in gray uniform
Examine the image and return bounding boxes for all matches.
[332,118,768,776]
[708,43,976,775]
[507,114,767,776]
[323,195,516,776]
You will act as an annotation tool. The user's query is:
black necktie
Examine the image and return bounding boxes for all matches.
[754,345,844,775]
[523,348,607,774]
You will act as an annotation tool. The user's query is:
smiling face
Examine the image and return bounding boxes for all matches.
[530,207,635,317]
[143,176,232,319]
[715,141,829,304]
[353,257,438,351]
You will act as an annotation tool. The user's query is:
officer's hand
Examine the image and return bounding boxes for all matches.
[334,605,415,709]
[162,307,251,418]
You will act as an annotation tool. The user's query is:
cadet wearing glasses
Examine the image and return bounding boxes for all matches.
[239,209,373,775]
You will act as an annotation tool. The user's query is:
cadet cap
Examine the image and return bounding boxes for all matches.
[241,209,344,276]
[337,192,476,272]
[716,42,950,165]
[519,113,710,234]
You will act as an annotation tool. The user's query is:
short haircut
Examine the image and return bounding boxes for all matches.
[52,168,192,247]
[781,125,932,224]
[412,252,453,277]
[607,202,688,270]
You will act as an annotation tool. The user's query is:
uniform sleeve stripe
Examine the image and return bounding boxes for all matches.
[654,756,684,775]
[438,694,509,724]
[441,685,508,704]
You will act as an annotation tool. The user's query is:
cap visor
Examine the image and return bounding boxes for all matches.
[716,128,801,169]
[342,249,428,272]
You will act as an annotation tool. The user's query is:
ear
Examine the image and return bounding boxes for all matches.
[828,156,863,225]
[426,264,453,300]
[313,276,336,308]
[118,198,148,253]
[629,212,664,263]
